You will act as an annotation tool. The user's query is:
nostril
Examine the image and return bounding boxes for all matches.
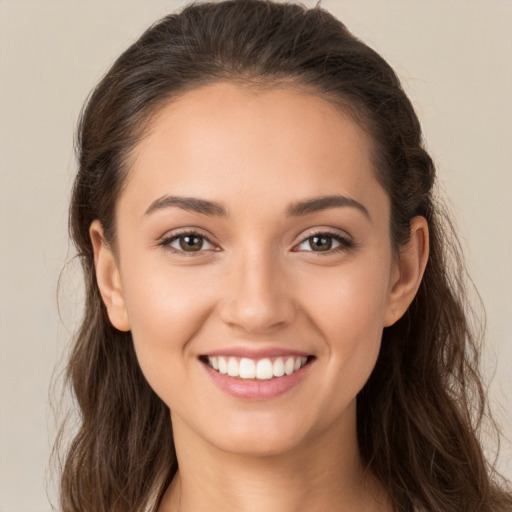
[217,298,297,335]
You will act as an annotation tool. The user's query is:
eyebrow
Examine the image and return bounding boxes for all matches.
[286,195,371,220]
[144,195,227,217]
[144,193,370,220]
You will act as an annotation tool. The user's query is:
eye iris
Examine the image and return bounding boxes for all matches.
[310,235,332,251]
[179,235,203,251]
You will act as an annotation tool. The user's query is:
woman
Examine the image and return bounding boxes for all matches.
[57,1,512,511]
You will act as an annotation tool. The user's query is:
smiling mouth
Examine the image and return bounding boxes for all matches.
[199,355,314,380]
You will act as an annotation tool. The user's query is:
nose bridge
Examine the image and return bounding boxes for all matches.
[219,242,295,334]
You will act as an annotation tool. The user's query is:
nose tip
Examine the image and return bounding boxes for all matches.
[217,257,296,335]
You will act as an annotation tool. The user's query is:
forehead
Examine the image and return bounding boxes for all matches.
[121,82,387,218]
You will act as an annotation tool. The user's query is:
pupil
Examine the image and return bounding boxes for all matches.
[311,235,332,251]
[180,235,203,251]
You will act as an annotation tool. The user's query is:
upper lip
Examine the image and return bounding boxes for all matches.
[200,347,312,359]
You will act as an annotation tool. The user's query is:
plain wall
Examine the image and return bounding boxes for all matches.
[0,1,510,510]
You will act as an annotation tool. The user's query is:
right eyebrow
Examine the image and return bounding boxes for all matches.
[286,194,371,221]
[144,195,227,217]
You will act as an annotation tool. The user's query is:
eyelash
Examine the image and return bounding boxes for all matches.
[158,229,354,256]
[294,230,354,255]
[158,229,217,257]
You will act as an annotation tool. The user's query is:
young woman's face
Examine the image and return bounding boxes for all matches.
[96,83,413,457]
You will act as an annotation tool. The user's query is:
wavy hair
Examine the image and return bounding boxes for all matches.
[56,1,512,511]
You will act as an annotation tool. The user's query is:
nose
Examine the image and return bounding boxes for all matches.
[218,248,297,335]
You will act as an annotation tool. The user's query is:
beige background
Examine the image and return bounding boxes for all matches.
[0,1,511,510]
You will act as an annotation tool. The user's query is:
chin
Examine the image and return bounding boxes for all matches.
[215,431,305,458]
[199,411,314,458]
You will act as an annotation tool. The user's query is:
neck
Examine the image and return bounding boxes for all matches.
[158,403,390,512]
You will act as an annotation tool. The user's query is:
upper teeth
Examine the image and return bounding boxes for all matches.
[207,356,308,380]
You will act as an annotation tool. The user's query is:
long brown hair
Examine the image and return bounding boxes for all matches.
[56,1,512,511]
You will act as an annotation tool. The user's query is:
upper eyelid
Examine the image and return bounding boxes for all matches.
[293,231,353,251]
[159,227,215,242]
[299,231,349,242]
[295,227,352,243]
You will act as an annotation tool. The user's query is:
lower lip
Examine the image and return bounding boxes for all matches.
[202,361,312,400]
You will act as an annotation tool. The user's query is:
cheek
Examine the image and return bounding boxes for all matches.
[119,258,221,393]
[297,255,392,391]
[125,271,205,340]
[300,255,392,339]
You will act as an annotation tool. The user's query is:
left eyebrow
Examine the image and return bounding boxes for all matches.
[286,194,371,221]
[144,195,227,217]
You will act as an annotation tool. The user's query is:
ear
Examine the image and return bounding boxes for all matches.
[384,216,429,327]
[89,220,131,332]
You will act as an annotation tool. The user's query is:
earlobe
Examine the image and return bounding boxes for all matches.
[89,220,131,332]
[384,216,429,327]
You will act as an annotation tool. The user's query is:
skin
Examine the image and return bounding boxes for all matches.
[90,82,429,511]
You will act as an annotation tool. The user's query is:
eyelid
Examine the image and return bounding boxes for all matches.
[158,228,220,255]
[292,228,354,254]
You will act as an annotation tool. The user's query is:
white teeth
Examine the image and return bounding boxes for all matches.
[256,358,273,380]
[239,358,256,379]
[273,358,285,377]
[227,357,239,377]
[284,357,295,376]
[206,355,309,380]
[218,356,228,374]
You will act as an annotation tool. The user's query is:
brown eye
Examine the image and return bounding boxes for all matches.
[294,231,353,254]
[179,234,204,251]
[160,231,216,254]
[309,235,333,252]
